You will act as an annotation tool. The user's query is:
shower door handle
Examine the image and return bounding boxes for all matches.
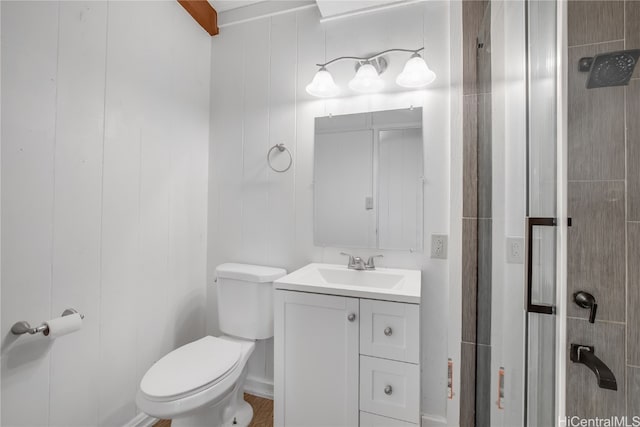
[526,217,557,315]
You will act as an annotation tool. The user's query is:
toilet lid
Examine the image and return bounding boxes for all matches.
[140,336,242,399]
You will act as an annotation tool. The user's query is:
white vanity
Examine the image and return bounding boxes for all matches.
[273,263,421,427]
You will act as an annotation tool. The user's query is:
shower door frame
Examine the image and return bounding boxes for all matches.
[526,0,570,423]
[553,0,568,423]
[524,0,569,424]
[490,0,569,425]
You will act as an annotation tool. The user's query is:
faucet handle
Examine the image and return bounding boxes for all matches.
[574,291,598,323]
[340,252,355,267]
[366,255,384,270]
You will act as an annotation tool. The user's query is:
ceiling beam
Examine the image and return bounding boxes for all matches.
[178,0,219,36]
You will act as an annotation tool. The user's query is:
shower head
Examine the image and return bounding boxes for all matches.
[578,49,640,89]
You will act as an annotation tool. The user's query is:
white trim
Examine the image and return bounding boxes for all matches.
[446,0,463,424]
[554,0,568,425]
[318,0,425,23]
[217,1,316,28]
[244,374,274,399]
[123,412,158,427]
[421,413,449,427]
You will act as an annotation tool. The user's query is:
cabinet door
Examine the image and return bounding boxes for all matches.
[274,290,359,427]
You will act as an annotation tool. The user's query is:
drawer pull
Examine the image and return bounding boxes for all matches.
[347,313,356,322]
[384,385,393,395]
[384,327,393,336]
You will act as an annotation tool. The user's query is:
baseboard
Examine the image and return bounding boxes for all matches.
[124,412,158,427]
[243,374,274,399]
[421,413,450,426]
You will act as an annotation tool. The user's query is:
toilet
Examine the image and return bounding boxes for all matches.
[136,263,286,427]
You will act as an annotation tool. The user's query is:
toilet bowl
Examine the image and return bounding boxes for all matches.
[136,336,255,426]
[136,263,286,427]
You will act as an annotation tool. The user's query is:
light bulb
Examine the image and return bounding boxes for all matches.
[396,53,436,88]
[306,67,339,98]
[349,62,384,93]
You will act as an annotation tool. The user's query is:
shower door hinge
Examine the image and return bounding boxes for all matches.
[447,358,454,400]
[496,367,505,409]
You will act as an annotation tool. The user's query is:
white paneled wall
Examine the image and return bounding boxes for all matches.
[1,1,210,426]
[208,3,453,421]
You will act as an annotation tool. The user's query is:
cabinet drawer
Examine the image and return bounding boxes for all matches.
[359,356,420,424]
[360,299,419,363]
[360,411,418,427]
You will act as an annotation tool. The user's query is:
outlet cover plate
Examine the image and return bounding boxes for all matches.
[506,237,525,264]
[431,234,448,259]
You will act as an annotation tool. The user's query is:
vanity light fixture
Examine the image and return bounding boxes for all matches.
[306,47,435,98]
[396,52,436,88]
[349,61,385,93]
[305,66,340,98]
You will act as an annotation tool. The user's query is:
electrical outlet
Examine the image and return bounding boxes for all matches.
[506,237,525,264]
[431,234,448,259]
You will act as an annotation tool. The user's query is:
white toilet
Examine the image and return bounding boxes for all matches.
[136,263,286,427]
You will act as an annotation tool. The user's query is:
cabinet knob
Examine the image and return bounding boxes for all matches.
[384,385,393,395]
[347,313,356,322]
[384,327,393,336]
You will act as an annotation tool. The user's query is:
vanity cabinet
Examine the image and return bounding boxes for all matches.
[274,290,359,427]
[274,290,420,427]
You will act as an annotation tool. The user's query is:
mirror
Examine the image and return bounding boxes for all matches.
[313,108,423,251]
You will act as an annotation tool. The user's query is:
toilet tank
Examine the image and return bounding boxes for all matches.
[216,263,287,340]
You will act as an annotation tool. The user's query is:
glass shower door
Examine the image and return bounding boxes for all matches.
[525,1,559,425]
[480,1,562,426]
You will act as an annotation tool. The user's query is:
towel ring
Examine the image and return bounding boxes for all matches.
[267,143,293,173]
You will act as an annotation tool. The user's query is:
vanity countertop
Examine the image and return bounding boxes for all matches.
[273,263,421,304]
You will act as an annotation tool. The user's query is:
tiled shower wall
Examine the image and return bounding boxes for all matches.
[566,0,640,420]
[460,1,491,425]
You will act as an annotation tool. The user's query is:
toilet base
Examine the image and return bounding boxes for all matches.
[170,362,253,427]
[136,336,257,427]
[222,401,253,427]
[169,397,253,427]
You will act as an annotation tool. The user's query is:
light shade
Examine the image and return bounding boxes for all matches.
[348,62,384,93]
[396,53,436,88]
[306,67,340,98]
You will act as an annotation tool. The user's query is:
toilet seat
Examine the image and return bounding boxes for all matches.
[136,336,255,420]
[140,336,242,401]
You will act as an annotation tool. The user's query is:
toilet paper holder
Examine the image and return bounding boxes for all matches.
[11,308,84,336]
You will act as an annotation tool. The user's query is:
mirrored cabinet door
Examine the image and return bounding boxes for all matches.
[313,108,423,251]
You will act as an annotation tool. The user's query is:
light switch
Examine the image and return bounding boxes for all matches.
[365,196,374,210]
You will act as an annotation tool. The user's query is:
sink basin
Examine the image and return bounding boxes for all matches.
[274,263,421,303]
[313,267,404,289]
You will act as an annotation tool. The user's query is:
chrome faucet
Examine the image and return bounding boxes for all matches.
[340,253,383,270]
[366,255,383,270]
